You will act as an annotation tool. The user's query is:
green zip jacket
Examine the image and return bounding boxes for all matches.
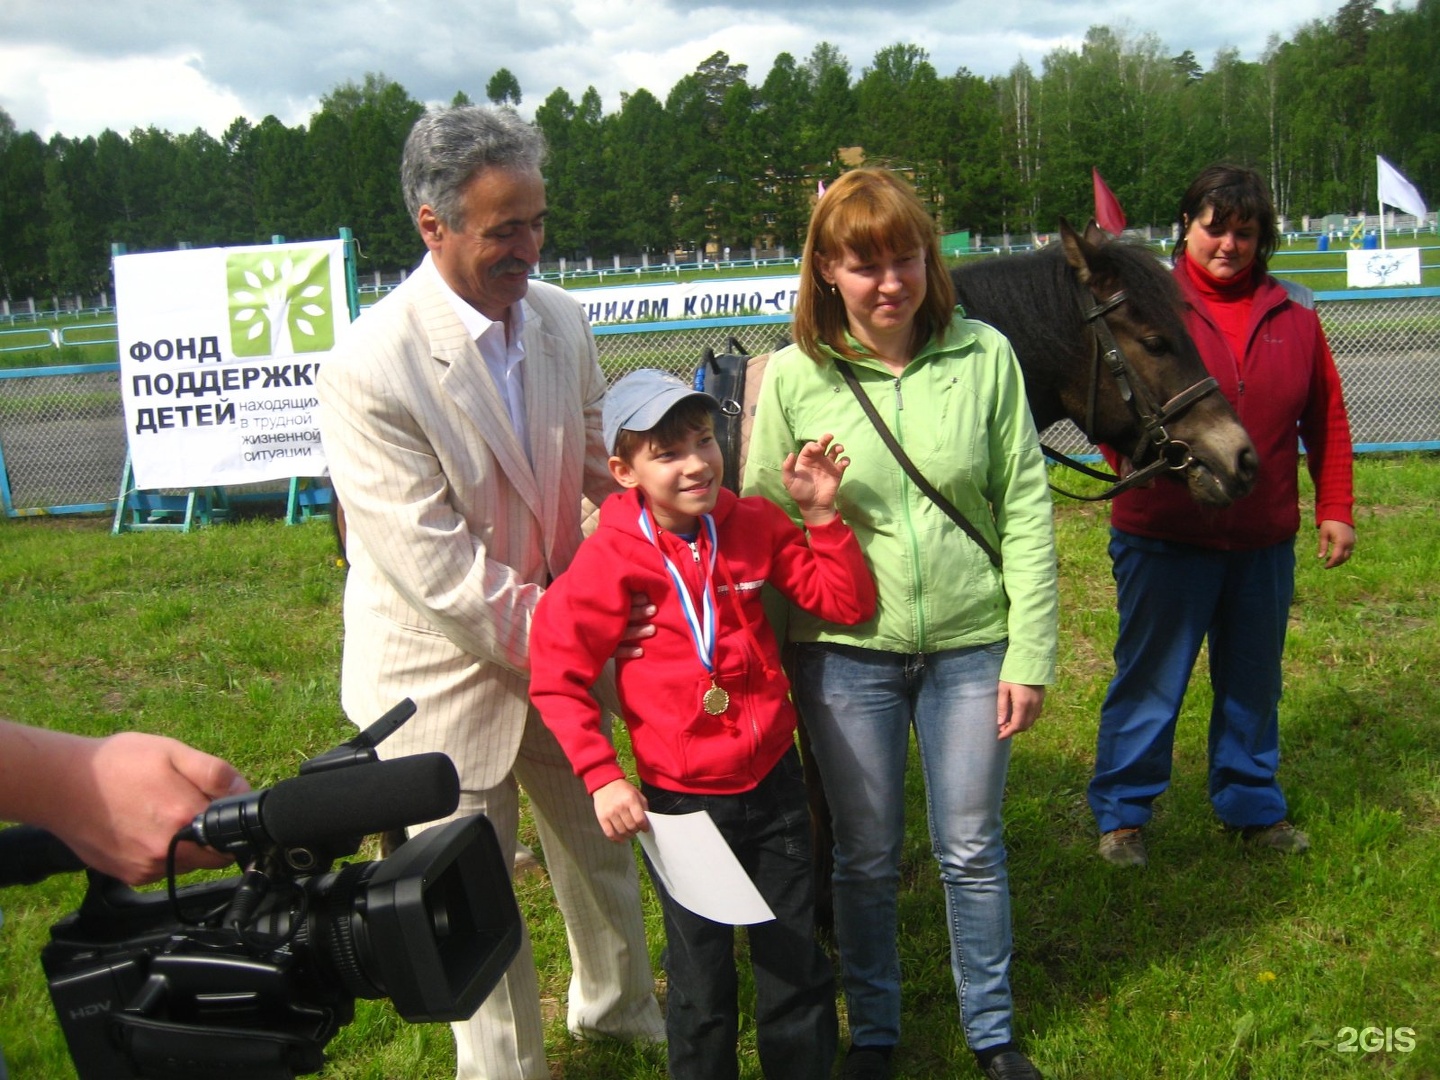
[742,313,1058,686]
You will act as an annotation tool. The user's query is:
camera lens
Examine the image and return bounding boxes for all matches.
[308,860,386,1000]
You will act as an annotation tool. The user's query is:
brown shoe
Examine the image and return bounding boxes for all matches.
[1098,827,1147,867]
[1242,820,1310,854]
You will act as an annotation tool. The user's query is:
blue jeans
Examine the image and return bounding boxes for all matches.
[791,641,1015,1053]
[1088,531,1295,834]
[640,747,838,1080]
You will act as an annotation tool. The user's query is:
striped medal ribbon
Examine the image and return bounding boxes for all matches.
[636,506,729,715]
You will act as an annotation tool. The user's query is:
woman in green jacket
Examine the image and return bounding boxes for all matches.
[743,168,1058,1080]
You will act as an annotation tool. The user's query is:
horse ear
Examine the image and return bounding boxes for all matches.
[1083,218,1112,246]
[1058,217,1094,284]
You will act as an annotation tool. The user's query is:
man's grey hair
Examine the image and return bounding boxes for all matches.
[400,105,548,231]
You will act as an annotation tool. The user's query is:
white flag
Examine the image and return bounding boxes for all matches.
[1377,155,1427,218]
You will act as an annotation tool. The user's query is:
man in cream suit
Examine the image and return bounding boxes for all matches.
[316,105,663,1080]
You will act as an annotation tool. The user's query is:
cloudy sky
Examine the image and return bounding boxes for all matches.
[2,0,1349,141]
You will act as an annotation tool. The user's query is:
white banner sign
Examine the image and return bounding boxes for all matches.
[1345,248,1422,289]
[571,275,801,325]
[115,241,347,488]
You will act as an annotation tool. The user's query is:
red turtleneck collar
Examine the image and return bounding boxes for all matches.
[1177,252,1257,359]
[1181,251,1258,298]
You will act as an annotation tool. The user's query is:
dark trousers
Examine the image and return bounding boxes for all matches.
[641,746,838,1080]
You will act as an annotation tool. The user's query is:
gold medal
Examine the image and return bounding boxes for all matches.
[702,682,730,715]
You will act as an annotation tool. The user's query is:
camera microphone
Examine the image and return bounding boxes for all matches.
[190,752,460,855]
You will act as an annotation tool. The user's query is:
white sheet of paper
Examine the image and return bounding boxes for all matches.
[637,810,776,925]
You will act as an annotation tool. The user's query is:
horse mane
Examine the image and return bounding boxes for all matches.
[950,238,1187,363]
[951,245,1083,362]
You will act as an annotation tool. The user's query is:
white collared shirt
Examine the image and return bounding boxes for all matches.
[426,254,530,459]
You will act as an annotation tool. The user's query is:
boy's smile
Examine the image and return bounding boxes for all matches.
[610,420,724,534]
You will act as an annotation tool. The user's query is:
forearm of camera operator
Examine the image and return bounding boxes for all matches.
[0,720,250,886]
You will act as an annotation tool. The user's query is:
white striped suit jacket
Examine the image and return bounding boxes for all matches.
[317,259,615,788]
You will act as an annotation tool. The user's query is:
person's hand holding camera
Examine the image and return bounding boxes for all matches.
[0,720,249,886]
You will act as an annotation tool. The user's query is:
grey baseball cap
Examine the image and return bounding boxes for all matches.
[603,368,719,455]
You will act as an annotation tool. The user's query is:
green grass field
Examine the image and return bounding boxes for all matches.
[1,454,1438,1079]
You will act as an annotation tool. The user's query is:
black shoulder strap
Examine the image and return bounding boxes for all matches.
[699,344,749,494]
[834,360,1002,568]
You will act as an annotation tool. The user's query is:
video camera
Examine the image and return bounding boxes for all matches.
[12,701,522,1079]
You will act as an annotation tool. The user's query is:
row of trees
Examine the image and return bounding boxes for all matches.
[1,0,1435,298]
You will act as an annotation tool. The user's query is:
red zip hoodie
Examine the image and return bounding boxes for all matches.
[530,486,875,795]
[1108,254,1354,549]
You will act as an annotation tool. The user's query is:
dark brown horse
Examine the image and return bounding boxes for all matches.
[949,219,1257,503]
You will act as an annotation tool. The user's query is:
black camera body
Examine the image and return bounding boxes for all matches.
[31,701,523,1080]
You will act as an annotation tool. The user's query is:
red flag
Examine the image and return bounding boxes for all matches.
[1092,167,1127,235]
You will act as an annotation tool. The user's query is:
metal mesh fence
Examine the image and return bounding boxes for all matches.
[1312,295,1440,449]
[0,365,127,513]
[3,295,1437,516]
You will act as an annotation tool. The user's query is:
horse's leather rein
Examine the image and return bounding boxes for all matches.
[1040,284,1220,501]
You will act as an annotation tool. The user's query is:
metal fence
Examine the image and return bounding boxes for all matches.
[2,294,1438,518]
[1308,291,1440,451]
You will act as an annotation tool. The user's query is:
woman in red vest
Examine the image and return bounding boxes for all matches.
[1088,163,1356,868]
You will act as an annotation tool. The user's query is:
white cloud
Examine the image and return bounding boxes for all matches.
[0,43,312,140]
[0,0,1346,140]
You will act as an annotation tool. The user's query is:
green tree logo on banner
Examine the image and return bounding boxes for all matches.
[226,249,335,357]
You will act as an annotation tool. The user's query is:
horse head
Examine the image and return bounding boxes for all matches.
[1055,219,1257,505]
[951,221,1256,505]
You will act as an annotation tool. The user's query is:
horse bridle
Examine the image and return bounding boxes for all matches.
[1041,283,1220,501]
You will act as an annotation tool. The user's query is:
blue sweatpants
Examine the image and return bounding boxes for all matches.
[1088,530,1296,834]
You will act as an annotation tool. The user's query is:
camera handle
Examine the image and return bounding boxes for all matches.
[112,952,342,1080]
[298,698,416,775]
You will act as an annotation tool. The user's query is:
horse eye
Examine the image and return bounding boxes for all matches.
[1141,337,1169,357]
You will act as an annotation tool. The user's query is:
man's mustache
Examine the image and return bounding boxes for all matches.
[489,258,533,277]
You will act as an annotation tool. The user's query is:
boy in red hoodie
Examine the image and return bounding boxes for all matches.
[530,368,875,1080]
